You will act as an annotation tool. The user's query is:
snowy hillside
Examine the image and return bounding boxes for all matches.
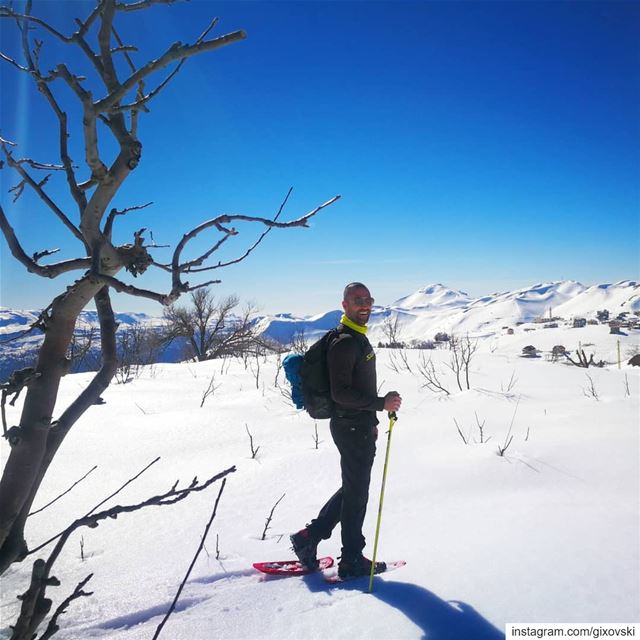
[0,322,638,639]
[256,280,639,345]
[555,280,640,318]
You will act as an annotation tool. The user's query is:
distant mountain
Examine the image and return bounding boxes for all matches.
[391,284,471,310]
[0,309,165,381]
[255,280,639,344]
[0,308,154,341]
[2,280,637,380]
[252,309,343,344]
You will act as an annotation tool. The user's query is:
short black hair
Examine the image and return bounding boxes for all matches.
[343,282,369,300]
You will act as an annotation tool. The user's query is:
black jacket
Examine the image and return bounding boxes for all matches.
[327,324,385,424]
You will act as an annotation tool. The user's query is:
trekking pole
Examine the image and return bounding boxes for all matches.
[368,411,398,593]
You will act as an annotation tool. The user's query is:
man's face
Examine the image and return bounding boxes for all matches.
[342,286,374,326]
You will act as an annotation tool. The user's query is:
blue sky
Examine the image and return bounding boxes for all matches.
[1,0,638,317]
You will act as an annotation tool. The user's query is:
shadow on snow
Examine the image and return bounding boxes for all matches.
[303,574,504,640]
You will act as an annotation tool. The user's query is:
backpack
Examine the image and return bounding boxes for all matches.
[283,329,339,419]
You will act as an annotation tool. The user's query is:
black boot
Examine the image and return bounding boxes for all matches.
[290,528,319,570]
[338,554,386,579]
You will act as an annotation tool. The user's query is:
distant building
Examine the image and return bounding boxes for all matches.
[609,320,623,335]
[573,318,587,328]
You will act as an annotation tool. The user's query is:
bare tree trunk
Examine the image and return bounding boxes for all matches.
[0,287,117,572]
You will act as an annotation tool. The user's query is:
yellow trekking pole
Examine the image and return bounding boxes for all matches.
[368,411,398,592]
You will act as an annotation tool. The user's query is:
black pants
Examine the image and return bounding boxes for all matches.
[308,417,376,558]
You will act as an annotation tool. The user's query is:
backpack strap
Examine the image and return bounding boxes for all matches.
[328,325,368,362]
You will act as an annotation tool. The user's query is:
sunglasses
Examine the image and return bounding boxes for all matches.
[350,296,375,306]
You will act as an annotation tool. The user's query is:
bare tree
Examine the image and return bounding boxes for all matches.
[114,323,162,384]
[163,290,261,362]
[381,314,404,349]
[199,373,219,408]
[67,326,99,373]
[563,348,605,368]
[416,353,450,395]
[0,0,338,582]
[288,328,308,355]
[461,334,478,390]
[446,335,464,392]
[446,334,477,391]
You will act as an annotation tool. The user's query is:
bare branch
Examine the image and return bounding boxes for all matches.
[0,7,72,42]
[0,50,30,72]
[4,0,95,219]
[453,418,469,444]
[245,424,260,459]
[92,273,177,304]
[417,354,450,395]
[1,143,85,243]
[9,558,54,639]
[73,2,105,38]
[0,204,91,278]
[104,202,153,237]
[29,457,161,555]
[497,397,520,457]
[32,248,61,262]
[114,17,220,113]
[54,64,109,182]
[95,30,247,113]
[171,195,340,292]
[38,574,94,640]
[110,24,149,135]
[152,476,229,640]
[12,158,65,171]
[28,466,98,518]
[183,187,293,274]
[116,0,183,10]
[261,493,285,540]
[14,466,235,639]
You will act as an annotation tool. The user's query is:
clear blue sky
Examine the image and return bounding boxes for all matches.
[1,0,638,317]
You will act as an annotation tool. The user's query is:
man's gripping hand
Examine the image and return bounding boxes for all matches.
[383,391,402,412]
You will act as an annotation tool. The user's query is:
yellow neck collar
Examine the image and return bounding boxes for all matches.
[340,314,368,335]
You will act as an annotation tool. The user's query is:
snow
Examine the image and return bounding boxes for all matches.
[1,322,639,639]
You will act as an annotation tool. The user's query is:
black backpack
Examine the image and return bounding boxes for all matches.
[283,328,339,419]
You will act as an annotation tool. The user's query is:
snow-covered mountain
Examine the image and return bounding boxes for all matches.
[2,280,638,380]
[0,308,154,341]
[256,280,639,344]
[391,283,471,310]
[0,309,162,381]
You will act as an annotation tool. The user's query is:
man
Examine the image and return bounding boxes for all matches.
[291,282,402,579]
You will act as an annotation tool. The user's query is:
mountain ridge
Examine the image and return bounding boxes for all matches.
[2,280,638,370]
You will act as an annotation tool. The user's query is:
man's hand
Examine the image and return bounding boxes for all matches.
[383,391,402,412]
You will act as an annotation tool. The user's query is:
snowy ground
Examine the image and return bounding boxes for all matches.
[1,324,638,639]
